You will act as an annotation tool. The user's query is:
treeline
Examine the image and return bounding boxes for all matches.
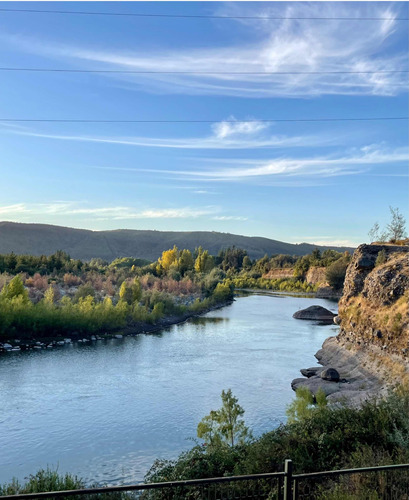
[0,245,235,340]
[0,245,351,340]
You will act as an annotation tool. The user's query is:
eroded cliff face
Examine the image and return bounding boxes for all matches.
[305,266,328,286]
[338,244,409,357]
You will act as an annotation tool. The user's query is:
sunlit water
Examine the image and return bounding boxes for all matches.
[0,294,338,485]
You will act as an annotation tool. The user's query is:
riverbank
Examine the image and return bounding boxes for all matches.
[0,298,234,352]
[292,336,387,407]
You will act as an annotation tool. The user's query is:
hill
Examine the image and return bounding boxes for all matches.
[0,222,354,261]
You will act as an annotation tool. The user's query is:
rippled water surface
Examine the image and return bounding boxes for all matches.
[0,294,338,485]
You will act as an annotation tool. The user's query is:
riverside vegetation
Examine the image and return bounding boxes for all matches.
[0,246,349,342]
[2,387,409,499]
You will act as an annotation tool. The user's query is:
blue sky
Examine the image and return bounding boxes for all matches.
[0,1,408,247]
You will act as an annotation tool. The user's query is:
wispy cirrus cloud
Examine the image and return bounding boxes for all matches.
[2,118,321,150]
[136,145,408,182]
[1,3,407,97]
[0,202,222,220]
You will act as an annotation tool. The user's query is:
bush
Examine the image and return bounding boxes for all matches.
[375,249,387,266]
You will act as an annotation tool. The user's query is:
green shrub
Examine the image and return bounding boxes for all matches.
[375,249,387,266]
[326,258,349,290]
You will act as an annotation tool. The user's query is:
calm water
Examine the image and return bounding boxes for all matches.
[0,294,338,486]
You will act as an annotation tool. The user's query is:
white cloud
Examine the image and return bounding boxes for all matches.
[296,238,359,247]
[213,216,248,221]
[0,203,28,215]
[0,203,220,220]
[3,121,320,150]
[139,146,409,182]
[211,119,269,139]
[1,3,406,97]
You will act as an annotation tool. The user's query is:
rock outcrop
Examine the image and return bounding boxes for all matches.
[292,243,409,406]
[263,268,295,279]
[306,266,328,285]
[338,244,409,356]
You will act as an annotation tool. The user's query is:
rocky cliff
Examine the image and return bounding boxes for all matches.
[338,244,409,356]
[293,243,409,405]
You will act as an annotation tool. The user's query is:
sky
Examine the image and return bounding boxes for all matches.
[0,1,408,247]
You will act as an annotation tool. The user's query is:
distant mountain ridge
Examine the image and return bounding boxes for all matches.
[0,222,354,261]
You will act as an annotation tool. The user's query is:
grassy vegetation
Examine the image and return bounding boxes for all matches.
[340,290,409,351]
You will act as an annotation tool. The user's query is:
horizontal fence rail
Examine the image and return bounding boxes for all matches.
[292,463,409,500]
[2,461,409,500]
[0,471,286,500]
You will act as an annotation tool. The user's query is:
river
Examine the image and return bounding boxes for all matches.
[0,293,338,486]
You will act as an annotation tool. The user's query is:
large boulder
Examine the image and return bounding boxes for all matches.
[293,305,336,322]
[320,367,340,382]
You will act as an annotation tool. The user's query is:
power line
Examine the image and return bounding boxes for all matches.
[0,67,408,76]
[0,117,407,124]
[0,8,407,21]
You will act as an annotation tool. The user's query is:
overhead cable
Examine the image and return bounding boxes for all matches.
[0,117,407,124]
[0,8,407,21]
[0,67,408,75]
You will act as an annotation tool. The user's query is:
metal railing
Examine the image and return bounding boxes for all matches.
[1,460,409,500]
[292,462,409,499]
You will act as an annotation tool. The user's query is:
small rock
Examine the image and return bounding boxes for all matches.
[300,367,323,378]
[333,315,342,325]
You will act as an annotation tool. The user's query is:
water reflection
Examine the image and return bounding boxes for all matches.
[189,316,228,326]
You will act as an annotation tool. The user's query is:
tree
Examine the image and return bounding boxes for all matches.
[194,248,214,273]
[197,389,250,447]
[119,279,142,305]
[177,249,194,276]
[310,248,321,265]
[242,255,252,270]
[43,285,57,305]
[368,222,381,243]
[1,275,29,302]
[326,258,349,290]
[368,207,407,243]
[74,284,95,303]
[386,206,407,241]
[158,246,179,273]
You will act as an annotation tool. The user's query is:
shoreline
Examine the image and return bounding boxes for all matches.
[0,299,234,352]
[292,335,402,407]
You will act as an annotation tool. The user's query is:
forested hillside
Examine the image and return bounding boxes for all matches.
[0,222,353,261]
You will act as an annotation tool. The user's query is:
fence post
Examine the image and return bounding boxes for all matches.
[284,459,293,500]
